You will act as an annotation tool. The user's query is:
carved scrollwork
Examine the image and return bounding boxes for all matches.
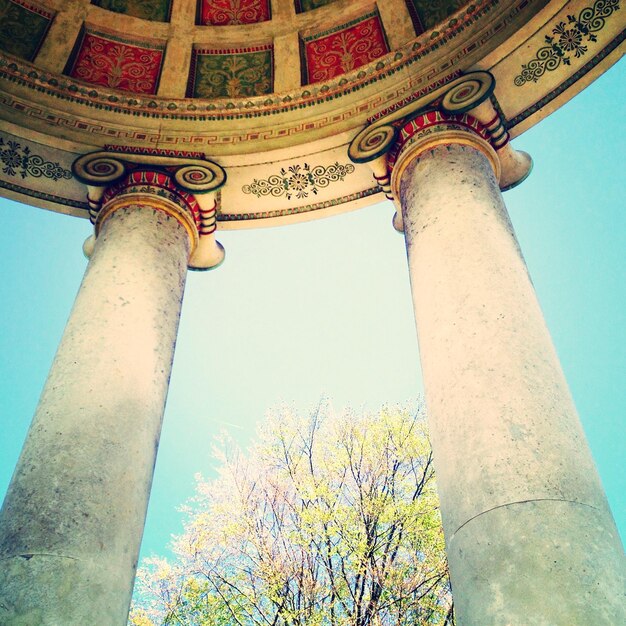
[242,162,355,201]
[348,71,495,163]
[174,162,226,194]
[514,0,620,86]
[0,138,72,182]
[440,72,495,114]
[72,151,227,194]
[72,153,127,186]
[348,124,398,163]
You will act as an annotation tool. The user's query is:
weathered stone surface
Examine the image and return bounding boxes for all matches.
[0,205,189,624]
[399,143,625,625]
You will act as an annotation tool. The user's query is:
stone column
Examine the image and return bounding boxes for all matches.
[0,166,208,624]
[390,114,625,624]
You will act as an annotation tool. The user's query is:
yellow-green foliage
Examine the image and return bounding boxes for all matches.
[130,403,452,625]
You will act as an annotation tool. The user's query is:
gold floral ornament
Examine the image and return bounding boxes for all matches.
[0,138,72,181]
[242,162,356,201]
[515,0,621,86]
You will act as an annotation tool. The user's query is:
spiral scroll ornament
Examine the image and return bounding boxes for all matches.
[174,162,227,194]
[440,72,495,114]
[513,0,620,86]
[72,153,127,186]
[242,162,355,201]
[72,150,228,268]
[348,124,398,164]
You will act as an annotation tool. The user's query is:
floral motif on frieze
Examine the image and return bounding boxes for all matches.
[242,162,355,201]
[198,0,270,25]
[515,0,620,85]
[405,0,467,33]
[0,138,72,181]
[302,13,389,84]
[0,0,53,61]
[67,31,165,94]
[294,0,335,13]
[188,45,273,98]
[91,0,172,23]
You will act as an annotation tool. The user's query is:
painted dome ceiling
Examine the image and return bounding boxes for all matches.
[1,0,471,97]
[0,0,623,227]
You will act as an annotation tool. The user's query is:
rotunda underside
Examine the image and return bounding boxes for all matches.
[0,0,623,228]
[2,3,625,624]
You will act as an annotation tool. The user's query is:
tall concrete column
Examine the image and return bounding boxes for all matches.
[0,170,198,624]
[391,115,625,624]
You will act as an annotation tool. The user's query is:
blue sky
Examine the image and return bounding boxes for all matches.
[0,61,624,561]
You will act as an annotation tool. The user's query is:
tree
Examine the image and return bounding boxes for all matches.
[130,402,453,625]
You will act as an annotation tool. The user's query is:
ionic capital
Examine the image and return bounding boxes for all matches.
[388,111,500,202]
[72,150,227,270]
[348,71,533,230]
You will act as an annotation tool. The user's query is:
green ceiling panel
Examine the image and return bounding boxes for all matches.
[91,0,172,22]
[189,46,273,99]
[295,0,336,13]
[0,0,53,61]
[406,0,467,32]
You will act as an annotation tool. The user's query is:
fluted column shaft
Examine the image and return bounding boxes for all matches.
[0,201,190,624]
[397,140,624,624]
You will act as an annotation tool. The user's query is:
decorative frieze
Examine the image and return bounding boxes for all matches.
[515,0,621,85]
[242,162,355,201]
[219,187,378,222]
[0,137,71,181]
